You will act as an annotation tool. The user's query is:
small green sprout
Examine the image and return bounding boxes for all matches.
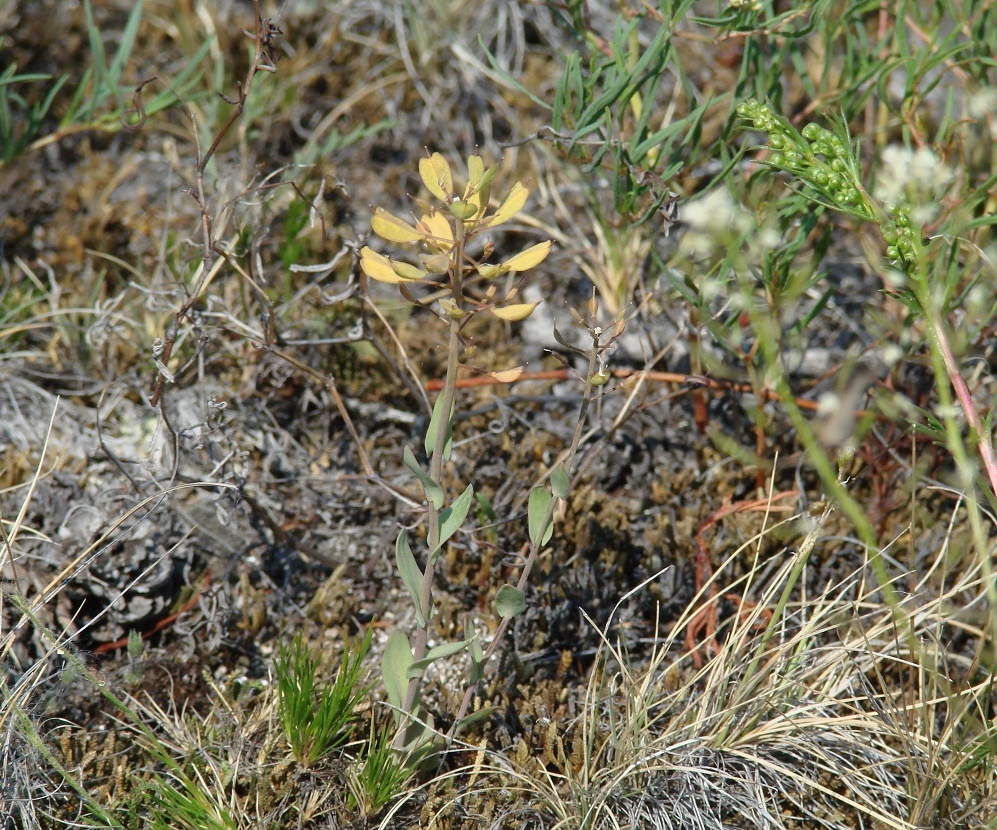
[275,630,373,766]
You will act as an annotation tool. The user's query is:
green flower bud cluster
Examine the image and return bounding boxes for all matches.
[736,99,876,220]
[880,204,918,266]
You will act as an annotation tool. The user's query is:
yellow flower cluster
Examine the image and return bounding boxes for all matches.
[360,153,552,321]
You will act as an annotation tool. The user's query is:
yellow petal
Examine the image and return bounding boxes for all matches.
[491,301,541,321]
[391,259,429,281]
[501,240,552,273]
[360,247,425,284]
[483,181,529,228]
[467,155,484,188]
[371,208,424,243]
[490,366,525,383]
[419,153,453,202]
[418,211,455,252]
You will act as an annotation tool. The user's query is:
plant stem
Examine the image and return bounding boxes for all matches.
[150,0,273,407]
[394,220,466,750]
[908,249,997,654]
[447,317,602,742]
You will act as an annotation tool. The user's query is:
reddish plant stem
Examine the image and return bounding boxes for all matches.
[931,314,997,501]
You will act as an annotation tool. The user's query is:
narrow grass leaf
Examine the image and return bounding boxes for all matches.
[479,36,551,109]
[107,0,143,93]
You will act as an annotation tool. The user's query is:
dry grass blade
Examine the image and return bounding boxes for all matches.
[437,495,994,830]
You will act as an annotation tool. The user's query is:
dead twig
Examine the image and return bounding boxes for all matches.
[150,0,283,407]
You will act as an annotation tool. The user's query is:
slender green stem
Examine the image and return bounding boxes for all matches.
[908,246,997,656]
[395,219,467,749]
[447,315,603,742]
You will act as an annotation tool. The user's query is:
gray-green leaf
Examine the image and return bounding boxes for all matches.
[395,530,426,627]
[433,484,474,556]
[454,707,495,734]
[466,618,485,682]
[403,445,444,509]
[528,485,554,547]
[494,584,526,619]
[550,463,570,500]
[425,394,454,461]
[406,637,475,679]
[382,630,413,712]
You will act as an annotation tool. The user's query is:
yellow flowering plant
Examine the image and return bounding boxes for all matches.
[360,153,551,312]
[361,153,557,759]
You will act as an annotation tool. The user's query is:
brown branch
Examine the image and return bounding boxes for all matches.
[150,0,281,406]
[425,367,830,413]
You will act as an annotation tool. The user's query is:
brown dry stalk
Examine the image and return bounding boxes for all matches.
[150,0,282,407]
